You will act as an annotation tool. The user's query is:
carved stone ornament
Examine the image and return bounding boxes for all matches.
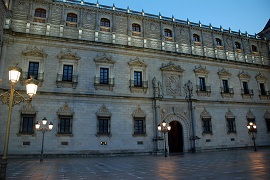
[96,104,112,117]
[160,61,184,73]
[200,107,211,118]
[22,45,47,58]
[255,72,267,81]
[57,102,74,116]
[238,70,250,80]
[246,109,255,119]
[128,57,147,67]
[20,103,37,115]
[165,75,180,96]
[132,105,146,118]
[225,109,235,119]
[57,49,80,60]
[194,65,209,75]
[94,54,115,64]
[217,68,231,78]
[264,110,270,119]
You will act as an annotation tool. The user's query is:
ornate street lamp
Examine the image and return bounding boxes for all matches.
[247,122,257,151]
[158,120,171,157]
[0,65,38,179]
[35,117,53,162]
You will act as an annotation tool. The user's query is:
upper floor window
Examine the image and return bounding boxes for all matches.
[215,38,222,46]
[34,8,46,23]
[251,45,258,52]
[235,42,241,49]
[132,23,141,36]
[238,71,253,98]
[66,13,77,27]
[199,77,206,91]
[193,34,200,42]
[62,65,73,82]
[164,29,173,41]
[134,71,142,87]
[255,73,269,99]
[100,68,109,84]
[259,83,267,95]
[100,18,110,32]
[242,81,249,94]
[28,62,39,79]
[194,65,210,96]
[222,79,229,93]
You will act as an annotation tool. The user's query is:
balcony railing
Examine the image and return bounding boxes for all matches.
[241,89,253,95]
[129,80,148,88]
[220,87,234,94]
[94,77,114,86]
[196,85,211,92]
[56,74,78,88]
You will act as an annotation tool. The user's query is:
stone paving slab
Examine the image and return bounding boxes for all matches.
[2,148,270,180]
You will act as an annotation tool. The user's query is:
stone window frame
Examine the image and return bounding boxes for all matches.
[164,28,173,41]
[193,33,201,46]
[238,71,253,98]
[160,61,185,97]
[33,8,47,23]
[251,44,259,56]
[201,108,213,135]
[100,17,111,32]
[128,57,148,93]
[17,103,37,136]
[94,54,116,91]
[131,23,142,36]
[56,103,74,137]
[96,104,112,137]
[194,65,211,96]
[21,46,47,87]
[217,68,234,97]
[56,49,80,89]
[132,105,147,136]
[225,109,236,134]
[66,12,78,27]
[255,72,269,99]
[235,41,242,53]
[215,37,224,50]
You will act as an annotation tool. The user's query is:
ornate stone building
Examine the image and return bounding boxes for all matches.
[0,0,270,156]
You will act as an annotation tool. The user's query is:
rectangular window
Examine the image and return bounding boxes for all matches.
[243,82,249,94]
[202,118,212,133]
[227,118,236,132]
[199,77,206,91]
[21,116,34,134]
[134,71,142,87]
[222,79,229,93]
[260,83,266,95]
[28,62,39,79]
[134,118,145,134]
[100,68,109,84]
[98,118,109,134]
[62,65,73,82]
[59,118,71,133]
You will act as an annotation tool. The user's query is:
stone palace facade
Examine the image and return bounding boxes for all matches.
[0,0,270,155]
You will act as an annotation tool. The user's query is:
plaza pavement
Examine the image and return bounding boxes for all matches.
[2,148,270,180]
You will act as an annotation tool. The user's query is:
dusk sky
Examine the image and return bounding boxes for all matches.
[82,0,270,35]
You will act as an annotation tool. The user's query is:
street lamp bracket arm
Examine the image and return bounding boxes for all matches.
[1,90,32,107]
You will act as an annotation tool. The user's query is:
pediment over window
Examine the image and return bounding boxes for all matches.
[264,110,270,119]
[57,49,80,60]
[20,103,37,115]
[200,107,211,118]
[218,68,231,77]
[22,45,47,58]
[255,72,267,81]
[132,105,146,118]
[238,70,250,80]
[225,109,235,119]
[160,61,184,73]
[96,104,111,117]
[194,65,209,75]
[57,102,74,116]
[246,109,255,119]
[94,54,115,64]
[128,57,147,67]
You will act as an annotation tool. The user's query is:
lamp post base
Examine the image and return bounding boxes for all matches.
[0,158,8,179]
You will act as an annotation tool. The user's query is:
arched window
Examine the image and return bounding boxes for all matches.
[100,18,110,32]
[66,13,77,27]
[215,38,222,46]
[252,45,258,52]
[193,34,200,42]
[34,8,46,23]
[235,42,241,49]
[164,29,172,37]
[132,23,141,36]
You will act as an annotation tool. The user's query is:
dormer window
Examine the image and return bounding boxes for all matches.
[132,23,141,36]
[100,18,110,32]
[66,13,77,27]
[34,8,46,23]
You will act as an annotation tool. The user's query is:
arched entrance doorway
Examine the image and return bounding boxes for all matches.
[168,121,183,153]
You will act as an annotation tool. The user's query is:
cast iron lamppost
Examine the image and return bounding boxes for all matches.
[35,117,53,162]
[158,120,171,157]
[0,65,38,179]
[184,80,197,153]
[247,122,257,151]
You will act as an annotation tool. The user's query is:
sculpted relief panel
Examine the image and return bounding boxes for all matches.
[165,75,181,96]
